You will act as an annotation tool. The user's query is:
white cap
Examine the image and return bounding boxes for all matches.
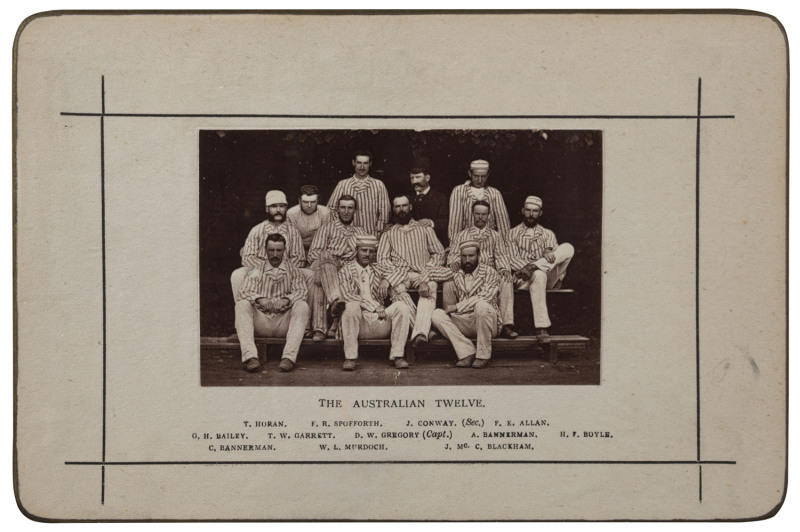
[469,159,489,170]
[265,190,288,206]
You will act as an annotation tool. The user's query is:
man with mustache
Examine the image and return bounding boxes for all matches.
[327,149,391,237]
[447,159,511,243]
[409,157,450,247]
[231,190,308,301]
[235,234,310,373]
[431,241,501,369]
[307,195,368,341]
[507,196,575,343]
[376,194,449,362]
[338,235,414,371]
[445,200,518,339]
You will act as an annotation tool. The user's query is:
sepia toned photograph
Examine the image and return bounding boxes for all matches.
[200,129,602,386]
[12,11,787,521]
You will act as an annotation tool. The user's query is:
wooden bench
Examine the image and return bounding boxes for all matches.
[201,334,589,364]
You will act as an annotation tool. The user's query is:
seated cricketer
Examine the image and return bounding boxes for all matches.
[234,234,310,373]
[507,195,575,342]
[306,194,368,340]
[338,235,414,371]
[376,193,450,350]
[431,240,501,369]
[444,199,518,339]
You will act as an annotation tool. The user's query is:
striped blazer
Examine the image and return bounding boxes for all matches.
[377,220,448,286]
[307,217,368,265]
[506,223,559,271]
[447,182,511,242]
[238,261,308,311]
[241,221,306,269]
[338,261,386,313]
[451,263,501,316]
[447,226,513,273]
[327,175,391,237]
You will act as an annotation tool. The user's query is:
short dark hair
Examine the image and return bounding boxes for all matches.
[472,200,491,212]
[392,192,412,205]
[299,185,319,198]
[353,149,373,162]
[338,194,358,209]
[265,233,286,248]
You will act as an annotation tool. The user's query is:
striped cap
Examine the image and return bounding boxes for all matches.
[469,159,489,170]
[355,235,379,249]
[524,196,543,209]
[459,239,481,252]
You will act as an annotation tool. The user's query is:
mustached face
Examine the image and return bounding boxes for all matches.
[460,246,480,273]
[265,241,285,267]
[410,172,430,192]
[355,246,377,267]
[266,203,287,222]
[522,205,542,226]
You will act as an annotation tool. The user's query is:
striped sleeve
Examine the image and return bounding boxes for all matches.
[447,185,468,243]
[424,226,446,269]
[376,180,391,235]
[376,232,410,288]
[238,267,266,303]
[306,222,330,264]
[327,179,346,211]
[285,264,308,306]
[455,266,500,314]
[490,188,511,236]
[284,225,306,268]
[241,224,265,268]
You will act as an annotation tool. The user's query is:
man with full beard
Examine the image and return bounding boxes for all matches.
[431,241,501,369]
[445,200,518,339]
[231,190,308,301]
[507,196,574,343]
[307,195,368,341]
[376,194,449,363]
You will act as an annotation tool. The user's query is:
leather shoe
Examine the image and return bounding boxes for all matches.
[244,357,260,373]
[312,330,326,342]
[393,357,409,369]
[304,329,312,339]
[278,358,295,372]
[455,355,476,368]
[500,325,519,339]
[472,358,490,369]
[411,333,428,348]
[536,328,551,343]
[342,359,357,371]
[428,329,441,341]
[330,299,346,318]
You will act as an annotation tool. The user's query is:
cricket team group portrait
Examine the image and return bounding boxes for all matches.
[200,129,602,386]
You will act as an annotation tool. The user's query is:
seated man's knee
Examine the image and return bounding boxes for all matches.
[293,300,310,314]
[532,269,547,283]
[235,299,253,311]
[474,300,493,314]
[431,308,447,323]
[559,242,575,259]
[344,301,362,315]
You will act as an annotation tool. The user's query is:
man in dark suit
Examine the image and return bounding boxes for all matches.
[409,157,450,248]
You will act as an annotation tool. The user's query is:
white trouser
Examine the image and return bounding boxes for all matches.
[431,301,499,361]
[443,278,513,326]
[234,299,310,363]
[515,243,574,328]
[340,301,412,360]
[401,272,437,340]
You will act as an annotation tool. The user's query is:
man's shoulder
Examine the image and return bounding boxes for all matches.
[449,182,469,196]
[286,205,301,214]
[317,205,331,215]
[427,188,448,201]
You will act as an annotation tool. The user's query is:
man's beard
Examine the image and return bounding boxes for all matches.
[461,261,477,274]
[523,217,539,228]
[340,216,353,225]
[266,212,284,223]
[394,211,412,225]
[268,258,282,267]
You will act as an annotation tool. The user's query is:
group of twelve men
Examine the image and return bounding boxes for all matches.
[230,150,574,373]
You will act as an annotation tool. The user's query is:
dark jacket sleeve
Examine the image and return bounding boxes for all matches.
[428,189,450,248]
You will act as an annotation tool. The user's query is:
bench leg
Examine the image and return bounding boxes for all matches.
[546,342,559,364]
